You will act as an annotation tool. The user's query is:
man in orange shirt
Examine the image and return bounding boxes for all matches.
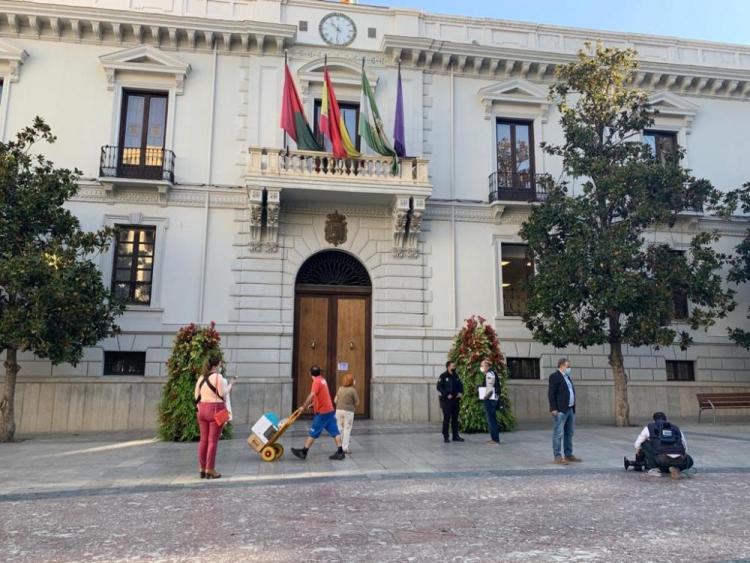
[292,365,346,460]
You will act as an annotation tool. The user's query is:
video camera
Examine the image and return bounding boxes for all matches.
[623,451,647,472]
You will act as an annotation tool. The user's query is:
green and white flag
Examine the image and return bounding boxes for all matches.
[359,67,399,175]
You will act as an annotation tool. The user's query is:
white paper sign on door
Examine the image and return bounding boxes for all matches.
[337,362,349,371]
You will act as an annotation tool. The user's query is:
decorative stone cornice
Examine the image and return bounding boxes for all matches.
[0,1,296,54]
[648,90,699,130]
[99,44,191,94]
[297,56,377,94]
[282,202,391,218]
[477,78,550,120]
[71,183,247,208]
[0,38,28,81]
[381,35,750,100]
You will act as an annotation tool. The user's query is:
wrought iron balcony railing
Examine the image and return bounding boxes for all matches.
[99,145,175,183]
[488,170,548,203]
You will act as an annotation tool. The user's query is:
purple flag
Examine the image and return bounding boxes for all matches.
[393,63,406,157]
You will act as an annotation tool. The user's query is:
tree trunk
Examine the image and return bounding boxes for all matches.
[0,347,19,442]
[608,340,631,427]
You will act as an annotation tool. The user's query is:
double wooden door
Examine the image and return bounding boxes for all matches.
[294,291,370,417]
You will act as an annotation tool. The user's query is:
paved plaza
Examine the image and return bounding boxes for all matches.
[1,420,749,562]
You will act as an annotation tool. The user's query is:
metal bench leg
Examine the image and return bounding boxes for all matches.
[698,409,701,423]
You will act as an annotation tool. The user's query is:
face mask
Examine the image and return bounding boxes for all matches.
[564,367,572,376]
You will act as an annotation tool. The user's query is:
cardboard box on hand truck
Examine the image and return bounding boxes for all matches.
[248,412,280,453]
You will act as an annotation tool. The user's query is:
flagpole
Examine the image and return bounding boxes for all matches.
[283,49,288,152]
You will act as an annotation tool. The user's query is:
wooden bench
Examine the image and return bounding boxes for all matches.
[697,393,750,423]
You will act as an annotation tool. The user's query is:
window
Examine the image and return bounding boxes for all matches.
[496,119,535,192]
[313,99,360,152]
[299,20,308,31]
[669,250,689,321]
[666,360,695,382]
[368,27,377,38]
[507,358,540,380]
[112,225,156,305]
[501,243,534,316]
[104,351,146,376]
[118,90,168,177]
[644,130,677,164]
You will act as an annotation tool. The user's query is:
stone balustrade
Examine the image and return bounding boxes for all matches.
[247,147,430,187]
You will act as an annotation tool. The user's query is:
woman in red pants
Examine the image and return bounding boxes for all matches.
[194,356,228,479]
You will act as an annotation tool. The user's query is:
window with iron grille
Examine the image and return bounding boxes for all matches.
[111,225,156,305]
[104,351,146,376]
[666,360,695,382]
[507,358,540,380]
[299,20,308,31]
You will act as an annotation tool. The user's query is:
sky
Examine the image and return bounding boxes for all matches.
[363,0,750,46]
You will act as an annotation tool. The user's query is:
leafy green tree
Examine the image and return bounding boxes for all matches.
[159,322,231,441]
[519,45,734,426]
[448,315,515,433]
[722,183,750,349]
[0,118,123,442]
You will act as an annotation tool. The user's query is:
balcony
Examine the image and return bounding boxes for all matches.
[245,147,431,203]
[488,170,548,204]
[99,145,175,184]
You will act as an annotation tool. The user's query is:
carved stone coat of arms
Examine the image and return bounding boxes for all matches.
[325,210,347,247]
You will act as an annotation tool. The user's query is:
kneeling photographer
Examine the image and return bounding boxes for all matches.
[634,411,694,479]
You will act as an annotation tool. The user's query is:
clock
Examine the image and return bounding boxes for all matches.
[319,12,357,47]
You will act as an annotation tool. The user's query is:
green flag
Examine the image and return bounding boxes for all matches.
[359,67,398,175]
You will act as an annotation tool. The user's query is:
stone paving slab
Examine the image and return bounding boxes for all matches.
[1,421,749,500]
[2,421,750,562]
[3,471,750,562]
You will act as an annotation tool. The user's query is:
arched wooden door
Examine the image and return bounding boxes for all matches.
[292,251,371,418]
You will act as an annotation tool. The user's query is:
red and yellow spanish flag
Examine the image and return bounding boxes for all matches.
[280,63,322,151]
[320,66,359,159]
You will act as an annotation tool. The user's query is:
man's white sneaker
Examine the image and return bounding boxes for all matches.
[647,468,663,477]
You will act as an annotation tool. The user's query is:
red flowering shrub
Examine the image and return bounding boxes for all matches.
[449,315,515,432]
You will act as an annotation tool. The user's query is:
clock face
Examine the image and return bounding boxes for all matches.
[319,13,356,47]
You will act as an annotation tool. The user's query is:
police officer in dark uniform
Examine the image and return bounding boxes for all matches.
[634,411,694,479]
[437,361,464,443]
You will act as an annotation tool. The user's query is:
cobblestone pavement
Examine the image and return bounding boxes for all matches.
[2,421,749,562]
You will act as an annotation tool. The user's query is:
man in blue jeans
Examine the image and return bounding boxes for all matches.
[548,358,583,465]
[291,365,346,461]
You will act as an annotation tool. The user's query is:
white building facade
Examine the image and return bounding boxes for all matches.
[2,0,749,433]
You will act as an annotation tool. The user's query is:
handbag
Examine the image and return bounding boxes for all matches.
[213,407,230,426]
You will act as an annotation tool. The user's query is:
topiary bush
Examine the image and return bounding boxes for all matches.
[449,315,515,433]
[158,322,231,441]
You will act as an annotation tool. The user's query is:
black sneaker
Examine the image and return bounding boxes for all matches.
[291,448,307,460]
[452,436,465,442]
[329,451,345,460]
[443,437,450,443]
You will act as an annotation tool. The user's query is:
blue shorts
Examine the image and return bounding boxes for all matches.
[309,411,340,439]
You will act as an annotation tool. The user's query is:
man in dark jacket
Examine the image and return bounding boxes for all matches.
[548,357,582,464]
[437,361,464,443]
